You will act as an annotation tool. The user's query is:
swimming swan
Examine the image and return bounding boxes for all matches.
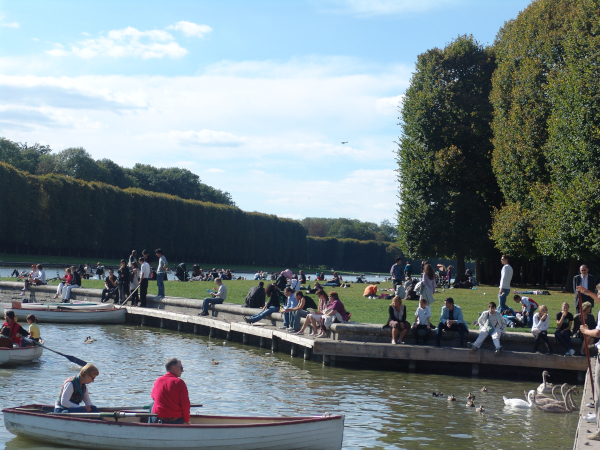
[503,390,534,408]
[537,370,553,394]
[533,387,577,413]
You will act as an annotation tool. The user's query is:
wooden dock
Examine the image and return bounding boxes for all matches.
[573,359,600,450]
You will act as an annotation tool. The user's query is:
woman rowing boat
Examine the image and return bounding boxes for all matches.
[54,364,99,413]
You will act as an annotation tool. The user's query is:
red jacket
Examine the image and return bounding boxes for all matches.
[151,373,190,422]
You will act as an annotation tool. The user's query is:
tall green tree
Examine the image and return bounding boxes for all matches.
[397,35,501,275]
[490,0,600,278]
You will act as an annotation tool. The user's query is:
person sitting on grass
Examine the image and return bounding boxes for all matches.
[435,297,468,347]
[244,284,281,324]
[532,304,553,354]
[514,295,538,327]
[385,296,410,345]
[468,301,506,354]
[555,302,575,356]
[411,298,433,344]
[324,272,341,287]
[294,289,329,335]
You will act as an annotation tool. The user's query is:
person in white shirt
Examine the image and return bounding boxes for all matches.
[139,257,151,308]
[498,255,513,313]
[411,298,432,344]
[469,301,506,353]
[199,278,227,316]
[22,264,47,293]
[532,305,553,354]
[290,275,300,292]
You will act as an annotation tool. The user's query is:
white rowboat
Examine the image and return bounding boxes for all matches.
[3,405,344,450]
[0,343,43,366]
[5,305,126,324]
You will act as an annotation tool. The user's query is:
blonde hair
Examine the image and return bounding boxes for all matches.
[561,302,569,310]
[391,296,402,307]
[538,304,548,313]
[582,302,592,312]
[79,363,99,378]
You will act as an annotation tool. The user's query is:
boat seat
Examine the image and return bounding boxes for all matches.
[0,337,13,348]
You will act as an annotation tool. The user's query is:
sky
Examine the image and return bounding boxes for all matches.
[0,0,532,223]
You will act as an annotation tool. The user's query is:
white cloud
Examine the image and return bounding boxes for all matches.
[376,94,404,115]
[167,21,212,38]
[1,22,19,28]
[0,57,408,222]
[46,26,188,59]
[314,0,461,16]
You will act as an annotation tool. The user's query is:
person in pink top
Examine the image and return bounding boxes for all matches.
[150,358,191,424]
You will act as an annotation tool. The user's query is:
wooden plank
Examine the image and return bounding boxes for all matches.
[573,362,600,450]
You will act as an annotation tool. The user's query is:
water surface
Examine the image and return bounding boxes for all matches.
[0,324,578,449]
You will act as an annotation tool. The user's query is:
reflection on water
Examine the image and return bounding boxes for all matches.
[0,324,578,450]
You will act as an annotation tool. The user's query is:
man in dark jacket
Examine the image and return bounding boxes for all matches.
[574,265,598,311]
[245,282,266,308]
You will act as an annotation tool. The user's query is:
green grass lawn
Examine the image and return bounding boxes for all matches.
[2,276,574,333]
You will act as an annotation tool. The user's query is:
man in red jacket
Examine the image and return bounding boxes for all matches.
[150,358,191,424]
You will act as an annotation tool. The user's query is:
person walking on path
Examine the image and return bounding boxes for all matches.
[498,255,513,314]
[150,358,190,425]
[199,278,227,316]
[139,257,151,308]
[390,257,405,291]
[155,249,167,299]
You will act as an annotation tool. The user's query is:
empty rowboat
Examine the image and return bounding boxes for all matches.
[2,404,344,450]
[4,303,126,324]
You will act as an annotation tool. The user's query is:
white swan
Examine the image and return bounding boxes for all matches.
[503,390,534,408]
[537,370,553,394]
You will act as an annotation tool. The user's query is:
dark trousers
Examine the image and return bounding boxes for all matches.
[139,279,149,307]
[101,287,118,302]
[118,283,130,304]
[130,287,139,306]
[534,330,553,353]
[411,324,431,343]
[436,322,467,344]
[554,329,572,351]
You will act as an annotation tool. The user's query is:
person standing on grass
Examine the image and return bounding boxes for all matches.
[390,257,404,291]
[155,249,167,299]
[139,257,151,308]
[199,278,227,316]
[498,255,513,314]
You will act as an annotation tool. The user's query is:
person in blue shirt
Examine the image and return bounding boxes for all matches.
[435,298,468,347]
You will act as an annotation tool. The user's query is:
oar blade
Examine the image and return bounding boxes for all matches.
[66,355,87,367]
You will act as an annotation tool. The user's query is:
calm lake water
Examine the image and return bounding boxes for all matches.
[0,324,578,450]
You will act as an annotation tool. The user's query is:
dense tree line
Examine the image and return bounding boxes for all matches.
[0,138,234,206]
[0,163,304,266]
[300,218,397,242]
[0,163,400,271]
[397,0,600,287]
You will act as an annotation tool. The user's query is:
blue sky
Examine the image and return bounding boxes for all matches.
[0,0,532,223]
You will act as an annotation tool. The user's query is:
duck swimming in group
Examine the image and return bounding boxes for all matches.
[84,336,96,344]
[432,392,444,397]
[467,392,476,401]
[466,400,475,407]
[480,387,487,392]
[476,406,485,412]
[448,395,456,402]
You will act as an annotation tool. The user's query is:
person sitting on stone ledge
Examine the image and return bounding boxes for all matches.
[22,264,46,295]
[435,297,468,347]
[468,301,506,354]
[100,269,119,303]
[199,278,227,316]
[411,298,433,344]
[244,283,281,324]
[244,281,266,308]
[385,296,410,344]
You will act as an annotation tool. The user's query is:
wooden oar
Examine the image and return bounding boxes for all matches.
[578,291,595,400]
[119,285,140,306]
[22,338,87,367]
